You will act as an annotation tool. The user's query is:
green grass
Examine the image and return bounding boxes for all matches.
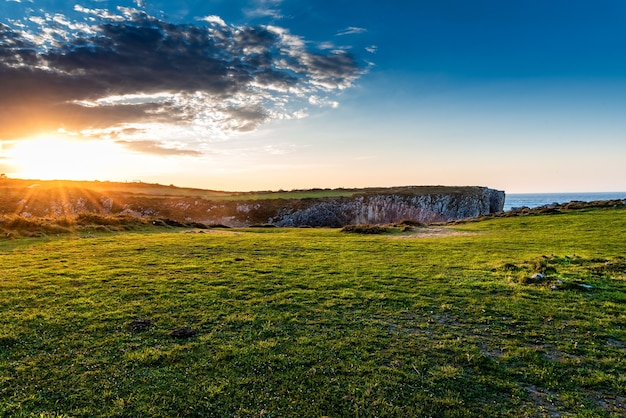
[0,178,356,200]
[1,178,489,201]
[1,208,625,417]
[211,189,357,201]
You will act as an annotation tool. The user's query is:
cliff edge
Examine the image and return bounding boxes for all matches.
[270,187,505,227]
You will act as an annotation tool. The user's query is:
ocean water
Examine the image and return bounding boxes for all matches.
[503,192,626,212]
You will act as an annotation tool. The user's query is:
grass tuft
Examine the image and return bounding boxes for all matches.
[340,224,388,234]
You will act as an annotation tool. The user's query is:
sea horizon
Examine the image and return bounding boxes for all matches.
[504,191,626,211]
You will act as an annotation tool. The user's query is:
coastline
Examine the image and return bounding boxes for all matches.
[504,192,626,211]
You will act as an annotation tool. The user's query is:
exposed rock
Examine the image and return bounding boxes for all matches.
[271,187,505,227]
[552,281,593,291]
[531,273,546,282]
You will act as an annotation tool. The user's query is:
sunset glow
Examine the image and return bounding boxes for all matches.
[1,1,625,193]
[7,136,131,181]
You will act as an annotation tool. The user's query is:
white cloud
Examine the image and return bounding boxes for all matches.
[336,27,367,36]
[244,0,284,19]
[199,15,227,27]
[74,4,125,22]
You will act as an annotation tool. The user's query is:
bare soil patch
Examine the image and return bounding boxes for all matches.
[394,227,478,239]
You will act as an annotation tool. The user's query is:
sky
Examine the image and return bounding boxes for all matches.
[1,0,625,193]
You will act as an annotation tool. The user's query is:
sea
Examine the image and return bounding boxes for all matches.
[503,192,626,212]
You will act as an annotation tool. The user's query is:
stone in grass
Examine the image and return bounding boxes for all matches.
[129,319,152,332]
[551,280,564,291]
[551,281,593,291]
[170,328,197,339]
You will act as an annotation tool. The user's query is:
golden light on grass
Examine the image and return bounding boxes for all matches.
[7,135,129,181]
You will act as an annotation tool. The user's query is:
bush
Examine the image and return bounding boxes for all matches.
[207,224,231,229]
[340,224,388,234]
[187,222,209,229]
[77,213,147,227]
[397,219,426,227]
[533,257,558,275]
[4,216,43,231]
[76,213,115,226]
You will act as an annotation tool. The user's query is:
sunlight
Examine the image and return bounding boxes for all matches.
[7,135,131,181]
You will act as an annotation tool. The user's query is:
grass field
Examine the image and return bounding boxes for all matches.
[1,207,625,417]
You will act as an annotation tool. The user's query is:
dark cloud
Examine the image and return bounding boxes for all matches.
[0,7,366,148]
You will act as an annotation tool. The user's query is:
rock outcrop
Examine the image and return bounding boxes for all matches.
[270,187,505,227]
[177,186,504,226]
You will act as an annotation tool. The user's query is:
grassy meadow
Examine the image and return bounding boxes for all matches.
[1,207,625,417]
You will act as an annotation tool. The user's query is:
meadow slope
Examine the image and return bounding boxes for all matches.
[1,207,625,417]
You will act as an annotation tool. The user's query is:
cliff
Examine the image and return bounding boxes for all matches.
[271,187,505,227]
[0,180,505,227]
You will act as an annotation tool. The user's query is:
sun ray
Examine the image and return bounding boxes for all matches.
[12,184,38,217]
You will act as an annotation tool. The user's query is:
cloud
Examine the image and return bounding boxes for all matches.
[115,140,203,156]
[244,0,284,19]
[0,5,366,153]
[198,15,227,27]
[336,27,367,36]
[365,45,378,53]
[0,142,16,173]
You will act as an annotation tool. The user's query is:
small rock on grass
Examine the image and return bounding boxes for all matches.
[576,283,593,290]
[170,328,197,339]
[129,319,152,332]
[531,273,546,281]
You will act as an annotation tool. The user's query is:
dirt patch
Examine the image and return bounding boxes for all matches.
[394,227,478,239]
[592,392,626,414]
[606,338,626,349]
[522,384,562,417]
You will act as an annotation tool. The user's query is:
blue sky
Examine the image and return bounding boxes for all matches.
[1,0,625,192]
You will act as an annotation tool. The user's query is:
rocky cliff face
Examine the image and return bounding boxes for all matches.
[270,187,505,227]
[1,182,505,227]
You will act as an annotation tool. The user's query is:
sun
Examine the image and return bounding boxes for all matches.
[6,135,131,181]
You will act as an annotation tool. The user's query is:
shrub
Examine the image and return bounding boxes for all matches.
[76,212,115,226]
[187,222,208,229]
[340,224,388,234]
[397,219,426,227]
[501,262,521,272]
[533,257,558,275]
[207,224,231,229]
[4,216,43,231]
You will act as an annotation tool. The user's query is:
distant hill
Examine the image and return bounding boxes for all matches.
[0,178,505,227]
